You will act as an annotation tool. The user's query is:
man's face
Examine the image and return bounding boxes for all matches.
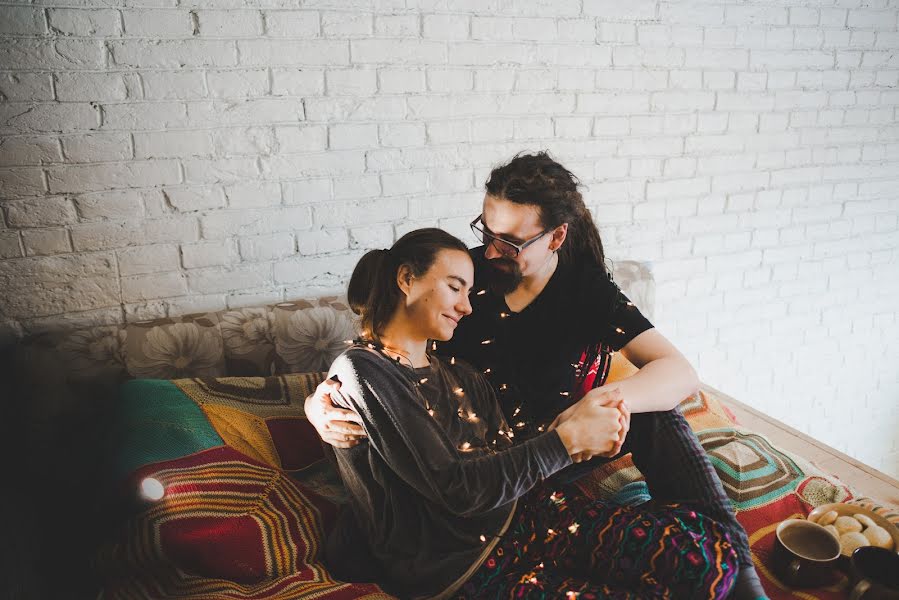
[479,194,555,294]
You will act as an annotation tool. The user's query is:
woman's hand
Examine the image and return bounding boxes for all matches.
[574,399,630,462]
[553,389,625,458]
[549,388,631,462]
[304,378,367,448]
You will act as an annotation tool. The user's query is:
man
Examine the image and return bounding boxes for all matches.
[306,152,767,599]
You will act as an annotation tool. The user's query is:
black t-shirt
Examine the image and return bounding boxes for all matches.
[435,246,654,439]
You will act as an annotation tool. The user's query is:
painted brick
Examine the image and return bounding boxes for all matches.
[206,69,269,98]
[379,122,426,147]
[181,239,237,269]
[326,69,377,95]
[121,271,188,302]
[264,11,320,38]
[22,228,71,256]
[61,133,132,163]
[47,8,120,37]
[379,68,426,94]
[271,68,325,96]
[239,233,295,261]
[322,12,373,37]
[117,243,180,276]
[296,228,349,255]
[200,207,311,238]
[195,10,263,37]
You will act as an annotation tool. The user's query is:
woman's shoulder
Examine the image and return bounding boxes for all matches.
[330,345,388,380]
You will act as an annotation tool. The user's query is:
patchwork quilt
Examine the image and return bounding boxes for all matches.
[99,372,898,599]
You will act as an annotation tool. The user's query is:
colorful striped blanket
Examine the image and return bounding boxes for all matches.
[98,370,897,599]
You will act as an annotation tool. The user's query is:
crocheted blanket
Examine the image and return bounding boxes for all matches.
[99,374,897,599]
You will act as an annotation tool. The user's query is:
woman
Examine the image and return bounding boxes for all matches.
[324,228,737,599]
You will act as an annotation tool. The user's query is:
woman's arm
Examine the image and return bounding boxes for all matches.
[329,352,619,518]
[330,353,569,517]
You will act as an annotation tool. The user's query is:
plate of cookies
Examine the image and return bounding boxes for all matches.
[807,503,898,558]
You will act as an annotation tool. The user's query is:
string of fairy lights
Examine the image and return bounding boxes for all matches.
[338,284,635,582]
[135,280,637,595]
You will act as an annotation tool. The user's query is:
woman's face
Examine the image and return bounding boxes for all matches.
[402,249,474,341]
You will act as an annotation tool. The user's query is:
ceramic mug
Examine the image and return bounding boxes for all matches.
[772,518,841,587]
[850,546,899,600]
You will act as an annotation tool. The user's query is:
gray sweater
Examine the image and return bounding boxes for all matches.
[324,346,572,599]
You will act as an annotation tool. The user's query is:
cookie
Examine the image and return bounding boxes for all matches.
[835,515,863,534]
[839,531,869,555]
[862,526,894,550]
[816,510,839,526]
[855,514,877,530]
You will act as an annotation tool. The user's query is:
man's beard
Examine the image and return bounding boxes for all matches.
[486,258,523,295]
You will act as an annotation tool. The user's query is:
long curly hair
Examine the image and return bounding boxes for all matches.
[485,151,607,272]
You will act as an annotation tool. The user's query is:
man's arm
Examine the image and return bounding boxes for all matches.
[304,378,367,448]
[599,327,700,413]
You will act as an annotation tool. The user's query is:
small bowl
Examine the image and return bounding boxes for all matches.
[807,503,899,560]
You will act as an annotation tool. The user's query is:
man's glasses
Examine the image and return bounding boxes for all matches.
[469,215,549,258]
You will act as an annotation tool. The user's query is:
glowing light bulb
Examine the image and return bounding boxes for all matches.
[453,387,464,396]
[568,522,580,534]
[450,356,456,365]
[140,477,165,501]
[481,339,493,345]
[615,327,624,334]
[476,289,486,295]
[479,534,486,542]
[499,312,509,318]
[484,368,492,374]
[460,442,471,451]
[559,391,569,397]
[419,377,428,384]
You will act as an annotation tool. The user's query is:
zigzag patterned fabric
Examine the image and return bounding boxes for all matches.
[574,388,898,600]
[100,375,393,600]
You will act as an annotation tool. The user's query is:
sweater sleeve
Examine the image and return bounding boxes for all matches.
[328,351,572,517]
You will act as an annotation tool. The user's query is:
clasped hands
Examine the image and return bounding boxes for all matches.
[548,387,631,462]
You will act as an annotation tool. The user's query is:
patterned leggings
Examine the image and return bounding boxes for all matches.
[459,482,738,599]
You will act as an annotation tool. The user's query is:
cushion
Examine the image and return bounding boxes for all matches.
[100,373,395,600]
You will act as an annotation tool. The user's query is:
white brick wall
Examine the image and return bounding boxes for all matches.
[1,1,898,478]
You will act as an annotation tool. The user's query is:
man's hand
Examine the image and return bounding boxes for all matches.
[304,378,367,448]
